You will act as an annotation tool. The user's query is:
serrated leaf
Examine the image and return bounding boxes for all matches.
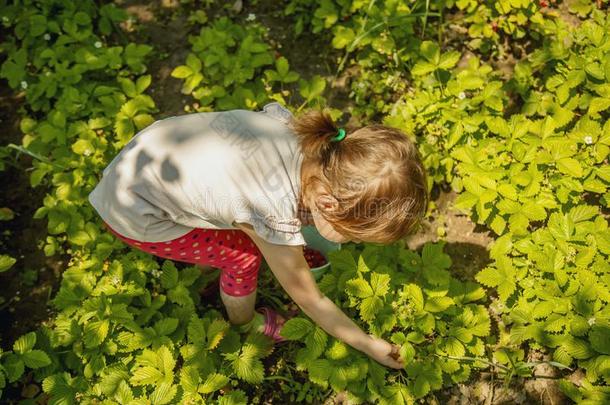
[199,373,230,394]
[280,318,313,340]
[207,318,229,350]
[305,327,328,360]
[22,350,51,368]
[361,295,384,321]
[308,359,331,386]
[370,272,391,296]
[150,381,177,405]
[425,296,454,313]
[154,318,179,336]
[160,261,179,289]
[444,337,466,357]
[0,255,17,273]
[328,249,357,273]
[346,278,373,298]
[83,320,109,348]
[556,158,583,178]
[232,345,264,384]
[130,366,163,386]
[326,340,349,360]
[589,325,610,354]
[13,332,36,354]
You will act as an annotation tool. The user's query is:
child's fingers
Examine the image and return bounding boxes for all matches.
[389,344,402,361]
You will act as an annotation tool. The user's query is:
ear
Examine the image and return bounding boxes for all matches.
[315,193,339,212]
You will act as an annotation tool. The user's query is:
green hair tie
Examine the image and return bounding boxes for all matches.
[331,128,346,142]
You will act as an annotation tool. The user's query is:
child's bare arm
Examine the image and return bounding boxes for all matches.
[234,222,404,369]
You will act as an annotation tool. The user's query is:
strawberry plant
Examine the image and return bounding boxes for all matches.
[279,241,493,403]
[1,0,609,403]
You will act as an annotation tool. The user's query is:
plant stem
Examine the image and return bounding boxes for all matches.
[7,144,67,170]
[434,354,510,371]
[263,375,293,382]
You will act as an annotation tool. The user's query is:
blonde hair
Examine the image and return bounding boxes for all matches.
[291,109,428,244]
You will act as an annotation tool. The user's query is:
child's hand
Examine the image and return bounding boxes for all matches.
[365,335,405,369]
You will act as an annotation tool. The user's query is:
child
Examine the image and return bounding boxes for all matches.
[88,102,428,370]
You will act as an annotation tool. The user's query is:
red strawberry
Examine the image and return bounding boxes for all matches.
[303,246,328,268]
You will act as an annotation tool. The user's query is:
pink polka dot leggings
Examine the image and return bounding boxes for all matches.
[103,222,262,297]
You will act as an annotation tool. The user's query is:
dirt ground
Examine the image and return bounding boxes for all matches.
[0,86,64,351]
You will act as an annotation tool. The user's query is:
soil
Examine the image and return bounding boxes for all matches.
[0,84,65,347]
[0,71,65,401]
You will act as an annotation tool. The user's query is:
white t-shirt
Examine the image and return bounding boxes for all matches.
[88,102,306,246]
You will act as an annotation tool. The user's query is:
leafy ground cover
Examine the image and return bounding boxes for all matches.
[0,0,609,404]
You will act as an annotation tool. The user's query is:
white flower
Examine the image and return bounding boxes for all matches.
[20,81,27,90]
[151,269,162,278]
[246,13,256,21]
[458,92,466,100]
[94,41,102,48]
[588,317,596,326]
[43,33,51,40]
[584,136,593,145]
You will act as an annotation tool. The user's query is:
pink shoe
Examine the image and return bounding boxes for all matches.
[256,306,296,344]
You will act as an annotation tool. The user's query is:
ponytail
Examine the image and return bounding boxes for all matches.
[290,109,343,166]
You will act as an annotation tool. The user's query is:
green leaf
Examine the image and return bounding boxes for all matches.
[0,255,16,272]
[370,273,391,296]
[154,318,179,336]
[207,318,229,350]
[150,381,177,405]
[568,205,598,223]
[186,53,202,72]
[42,373,75,403]
[420,41,440,64]
[280,318,313,340]
[404,284,424,311]
[424,296,454,313]
[308,359,331,386]
[360,295,384,321]
[0,207,15,221]
[3,354,24,382]
[160,261,179,289]
[332,26,355,49]
[556,158,583,178]
[326,340,349,360]
[83,320,109,348]
[346,278,373,298]
[199,373,230,394]
[589,325,610,354]
[444,337,466,357]
[218,389,248,405]
[22,350,52,369]
[475,256,516,302]
[232,345,264,384]
[411,61,436,76]
[438,51,461,70]
[328,249,357,272]
[171,65,193,79]
[136,75,152,93]
[130,366,163,386]
[13,332,36,354]
[305,327,328,360]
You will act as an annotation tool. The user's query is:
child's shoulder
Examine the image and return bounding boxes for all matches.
[260,102,293,125]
